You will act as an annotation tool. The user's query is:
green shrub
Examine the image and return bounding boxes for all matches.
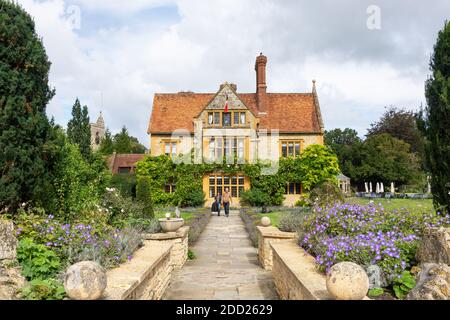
[110,173,137,198]
[181,190,205,208]
[309,180,344,208]
[186,211,210,244]
[20,278,65,300]
[294,194,311,207]
[392,270,416,299]
[188,250,196,260]
[17,238,61,280]
[101,189,146,226]
[136,176,154,218]
[240,189,270,207]
[239,208,260,247]
[368,287,384,298]
[278,211,309,233]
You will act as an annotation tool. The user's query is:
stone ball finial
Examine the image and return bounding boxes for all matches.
[64,261,107,300]
[326,262,369,300]
[261,216,271,227]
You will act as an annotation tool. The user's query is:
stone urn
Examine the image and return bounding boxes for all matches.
[159,218,184,232]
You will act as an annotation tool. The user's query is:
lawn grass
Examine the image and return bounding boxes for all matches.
[346,197,435,213]
[154,211,195,221]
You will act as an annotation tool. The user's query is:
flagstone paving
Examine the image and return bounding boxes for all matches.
[163,210,278,300]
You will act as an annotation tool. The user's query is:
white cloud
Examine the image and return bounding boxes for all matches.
[15,0,449,145]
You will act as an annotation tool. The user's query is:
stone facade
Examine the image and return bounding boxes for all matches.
[257,226,297,271]
[90,112,105,151]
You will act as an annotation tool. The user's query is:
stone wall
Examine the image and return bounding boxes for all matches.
[271,242,332,300]
[0,220,26,300]
[103,227,190,300]
[144,226,189,270]
[257,226,297,271]
[104,242,172,300]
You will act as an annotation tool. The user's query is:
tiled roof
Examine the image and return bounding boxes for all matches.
[148,92,323,134]
[108,153,146,174]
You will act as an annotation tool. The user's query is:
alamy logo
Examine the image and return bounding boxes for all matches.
[366,5,381,30]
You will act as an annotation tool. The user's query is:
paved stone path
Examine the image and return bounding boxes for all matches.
[163,210,278,300]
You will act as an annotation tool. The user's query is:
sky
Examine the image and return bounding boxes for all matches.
[15,0,450,147]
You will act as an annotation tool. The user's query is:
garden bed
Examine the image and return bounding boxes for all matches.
[298,202,450,299]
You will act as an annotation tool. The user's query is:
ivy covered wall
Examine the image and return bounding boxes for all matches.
[135,144,340,207]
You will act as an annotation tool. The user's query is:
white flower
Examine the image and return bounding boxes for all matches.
[121,209,124,213]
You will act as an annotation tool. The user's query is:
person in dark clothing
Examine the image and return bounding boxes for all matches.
[216,193,222,216]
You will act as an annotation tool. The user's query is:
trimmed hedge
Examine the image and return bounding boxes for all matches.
[186,209,211,245]
[239,208,261,247]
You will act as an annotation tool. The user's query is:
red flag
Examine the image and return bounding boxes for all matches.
[224,94,229,112]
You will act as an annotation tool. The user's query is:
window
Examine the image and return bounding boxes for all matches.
[208,112,214,125]
[208,174,246,198]
[234,112,240,125]
[164,142,177,157]
[240,112,246,125]
[164,184,176,193]
[285,182,302,195]
[214,112,220,125]
[222,112,231,127]
[281,140,302,157]
[118,167,131,174]
[208,137,245,162]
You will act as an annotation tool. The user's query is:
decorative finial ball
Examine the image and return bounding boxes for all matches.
[261,216,271,227]
[326,262,369,300]
[64,261,107,300]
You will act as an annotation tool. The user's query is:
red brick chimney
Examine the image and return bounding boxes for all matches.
[255,53,267,112]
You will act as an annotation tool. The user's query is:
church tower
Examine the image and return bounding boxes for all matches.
[90,112,105,150]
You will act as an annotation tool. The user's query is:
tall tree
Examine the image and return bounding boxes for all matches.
[418,21,450,213]
[67,98,91,160]
[114,126,132,154]
[0,1,55,211]
[356,134,421,186]
[99,128,114,155]
[367,106,425,156]
[113,126,146,154]
[324,128,363,181]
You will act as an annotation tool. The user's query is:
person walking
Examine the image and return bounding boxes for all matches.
[216,193,222,216]
[222,188,232,217]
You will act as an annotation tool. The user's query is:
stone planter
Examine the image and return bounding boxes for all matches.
[159,218,184,233]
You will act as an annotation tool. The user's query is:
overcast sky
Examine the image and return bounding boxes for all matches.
[16,0,450,146]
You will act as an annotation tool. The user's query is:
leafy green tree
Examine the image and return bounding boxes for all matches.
[113,126,146,154]
[46,127,109,221]
[0,1,55,211]
[136,176,154,218]
[418,21,450,213]
[67,98,91,160]
[297,144,341,191]
[367,106,425,160]
[113,126,133,153]
[99,128,114,155]
[356,134,420,186]
[324,128,363,181]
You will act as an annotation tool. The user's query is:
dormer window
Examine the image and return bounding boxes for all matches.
[222,112,231,127]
